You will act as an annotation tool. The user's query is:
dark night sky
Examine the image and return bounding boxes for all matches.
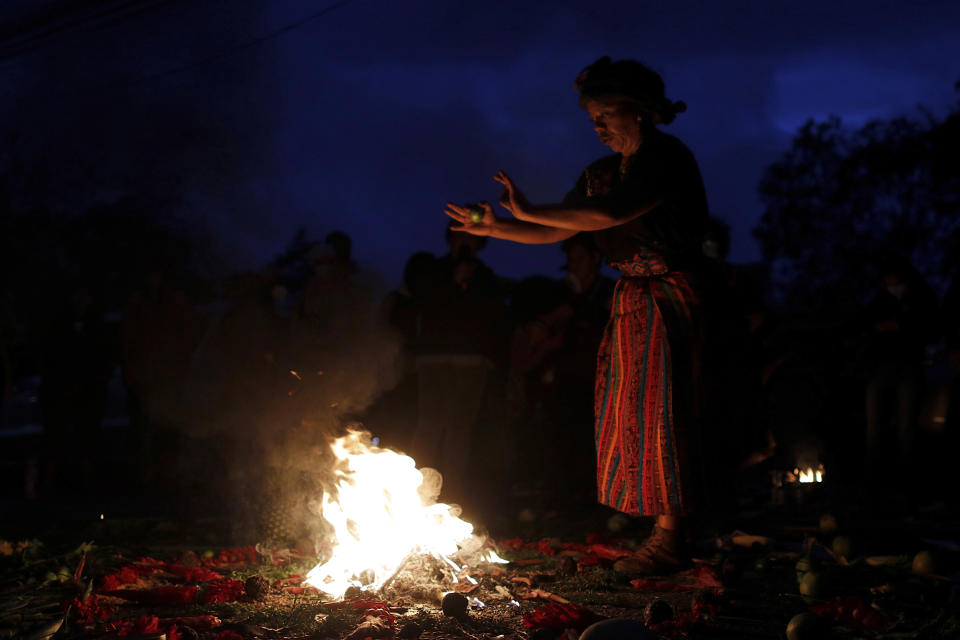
[3,0,959,285]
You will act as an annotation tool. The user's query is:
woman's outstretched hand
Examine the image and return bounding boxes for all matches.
[494,169,532,220]
[444,201,495,236]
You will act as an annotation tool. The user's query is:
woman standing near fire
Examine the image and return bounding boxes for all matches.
[445,57,708,574]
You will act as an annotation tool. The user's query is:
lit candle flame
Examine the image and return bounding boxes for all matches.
[795,464,825,483]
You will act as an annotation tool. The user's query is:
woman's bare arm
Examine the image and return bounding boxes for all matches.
[445,202,577,245]
[511,200,661,231]
[487,218,578,244]
[495,169,661,231]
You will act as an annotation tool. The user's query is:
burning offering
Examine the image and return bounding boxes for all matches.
[304,430,504,600]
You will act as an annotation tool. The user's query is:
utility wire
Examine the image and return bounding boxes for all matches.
[0,0,181,61]
[8,0,358,100]
[111,0,356,90]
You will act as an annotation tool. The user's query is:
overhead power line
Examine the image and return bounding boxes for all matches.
[4,0,358,100]
[108,0,356,92]
[0,0,180,62]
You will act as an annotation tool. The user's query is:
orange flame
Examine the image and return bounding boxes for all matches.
[304,430,504,599]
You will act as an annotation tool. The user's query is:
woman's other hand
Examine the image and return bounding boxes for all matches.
[494,170,532,219]
[444,201,495,236]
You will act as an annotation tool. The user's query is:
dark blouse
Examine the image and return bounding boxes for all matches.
[563,128,709,270]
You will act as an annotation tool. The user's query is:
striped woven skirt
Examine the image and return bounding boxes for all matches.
[594,252,702,516]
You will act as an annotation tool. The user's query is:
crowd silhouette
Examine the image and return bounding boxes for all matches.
[0,215,957,543]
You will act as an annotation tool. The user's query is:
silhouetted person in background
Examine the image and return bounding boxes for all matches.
[561,233,615,333]
[504,239,614,514]
[0,292,16,431]
[551,234,615,507]
[941,266,960,505]
[366,251,439,451]
[300,231,363,336]
[858,253,939,492]
[504,275,573,510]
[185,271,295,530]
[698,217,770,509]
[325,230,354,270]
[122,271,203,499]
[229,233,402,547]
[40,284,113,496]
[945,268,960,416]
[382,251,439,353]
[410,222,508,515]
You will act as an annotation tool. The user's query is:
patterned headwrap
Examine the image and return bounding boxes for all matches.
[575,56,686,125]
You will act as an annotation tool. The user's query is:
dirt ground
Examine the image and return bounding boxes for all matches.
[2,487,959,640]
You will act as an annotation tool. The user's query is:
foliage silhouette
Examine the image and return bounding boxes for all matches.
[754,84,960,312]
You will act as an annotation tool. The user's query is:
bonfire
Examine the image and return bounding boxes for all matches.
[305,429,505,600]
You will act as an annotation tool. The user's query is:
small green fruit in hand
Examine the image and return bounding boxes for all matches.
[467,205,484,223]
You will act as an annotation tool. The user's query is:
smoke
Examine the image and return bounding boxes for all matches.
[1,3,417,541]
[139,260,404,542]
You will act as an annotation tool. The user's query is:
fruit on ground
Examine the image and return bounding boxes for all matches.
[786,612,823,640]
[912,550,937,576]
[799,570,822,604]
